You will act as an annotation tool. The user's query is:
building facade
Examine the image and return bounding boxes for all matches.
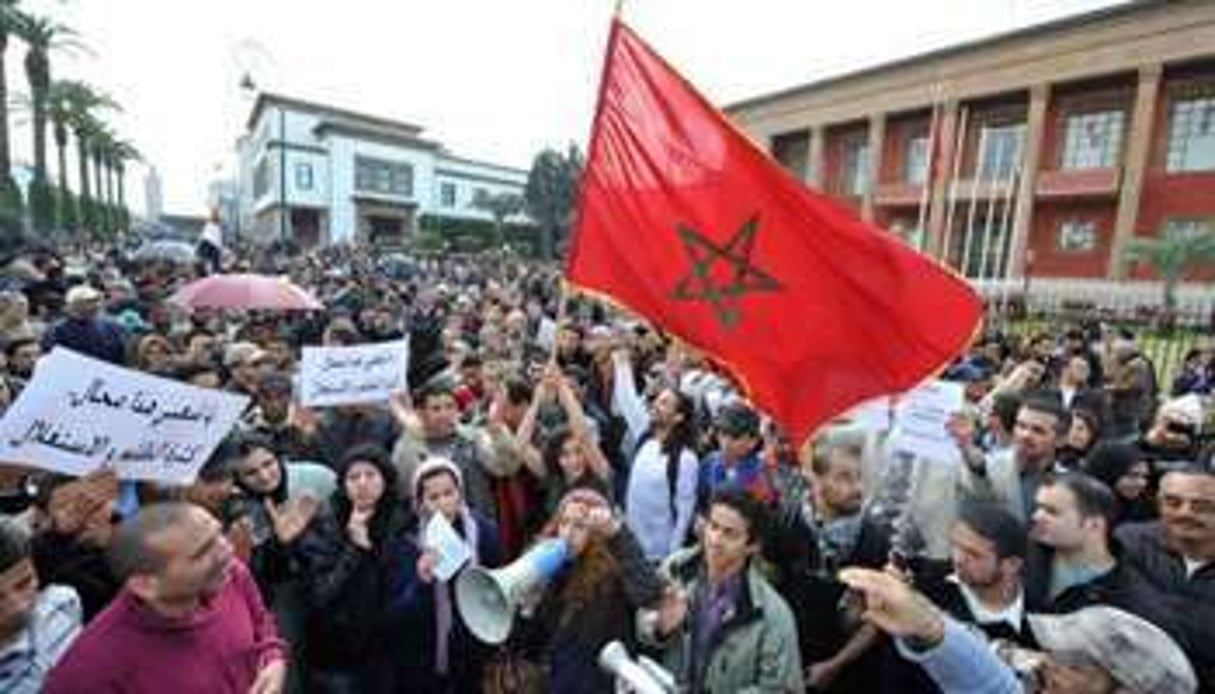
[727,0,1215,285]
[237,94,527,247]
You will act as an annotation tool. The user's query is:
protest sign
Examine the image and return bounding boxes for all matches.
[846,396,894,433]
[299,339,409,408]
[889,380,966,464]
[424,512,472,582]
[0,348,249,483]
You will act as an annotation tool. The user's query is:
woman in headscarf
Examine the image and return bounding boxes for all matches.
[228,434,334,692]
[519,488,664,693]
[387,457,502,693]
[296,443,409,692]
[1083,441,1155,526]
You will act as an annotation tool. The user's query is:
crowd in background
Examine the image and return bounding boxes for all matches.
[0,236,1211,693]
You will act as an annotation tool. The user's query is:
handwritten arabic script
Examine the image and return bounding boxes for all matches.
[301,339,409,408]
[0,348,249,483]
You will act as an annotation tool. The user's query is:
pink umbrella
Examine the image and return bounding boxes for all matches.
[168,274,323,311]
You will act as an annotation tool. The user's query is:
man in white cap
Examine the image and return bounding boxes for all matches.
[839,567,1197,693]
[40,285,126,365]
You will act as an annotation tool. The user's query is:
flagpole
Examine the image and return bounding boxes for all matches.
[996,163,1021,329]
[977,140,1005,284]
[940,106,968,265]
[914,95,941,250]
[960,127,987,278]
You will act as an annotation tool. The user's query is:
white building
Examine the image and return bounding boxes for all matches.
[236,93,528,247]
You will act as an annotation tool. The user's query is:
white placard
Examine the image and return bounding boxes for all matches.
[0,348,249,483]
[299,339,409,408]
[846,396,894,433]
[890,380,966,464]
[424,512,472,582]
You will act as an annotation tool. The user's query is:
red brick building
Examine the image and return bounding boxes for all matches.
[727,0,1215,286]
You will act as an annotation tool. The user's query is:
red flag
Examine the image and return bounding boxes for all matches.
[565,19,982,445]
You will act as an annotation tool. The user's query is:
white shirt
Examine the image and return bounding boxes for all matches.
[200,221,224,249]
[951,575,1026,633]
[1182,556,1210,579]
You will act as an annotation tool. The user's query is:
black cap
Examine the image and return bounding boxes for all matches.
[716,402,760,437]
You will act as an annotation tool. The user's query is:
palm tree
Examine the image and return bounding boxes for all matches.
[72,109,99,229]
[91,125,112,234]
[1123,226,1215,314]
[0,0,24,231]
[47,80,115,232]
[16,12,84,232]
[110,137,139,231]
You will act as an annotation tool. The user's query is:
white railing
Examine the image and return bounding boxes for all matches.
[971,278,1215,315]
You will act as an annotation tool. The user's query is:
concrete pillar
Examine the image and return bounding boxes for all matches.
[807,125,825,190]
[861,113,886,222]
[1007,83,1050,278]
[1108,64,1163,279]
[925,100,959,258]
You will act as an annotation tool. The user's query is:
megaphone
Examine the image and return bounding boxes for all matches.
[456,537,570,644]
[598,640,675,694]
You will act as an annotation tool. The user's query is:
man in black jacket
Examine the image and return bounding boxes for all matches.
[1116,463,1215,693]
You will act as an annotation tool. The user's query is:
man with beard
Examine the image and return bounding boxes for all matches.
[1116,462,1215,692]
[0,520,81,693]
[951,394,1069,523]
[44,503,286,694]
[919,502,1033,646]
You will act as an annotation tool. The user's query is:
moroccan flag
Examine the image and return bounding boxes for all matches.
[565,19,982,446]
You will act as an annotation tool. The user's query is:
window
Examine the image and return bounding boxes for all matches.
[354,156,414,196]
[905,135,929,185]
[253,159,270,198]
[440,182,457,207]
[1057,219,1097,252]
[1162,217,1211,240]
[1166,96,1215,172]
[977,124,1024,179]
[1061,110,1124,169]
[771,130,810,180]
[295,163,313,191]
[473,188,490,205]
[841,138,870,196]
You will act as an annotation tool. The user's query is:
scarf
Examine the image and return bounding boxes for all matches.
[434,506,480,675]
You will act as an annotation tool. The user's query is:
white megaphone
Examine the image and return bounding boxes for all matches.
[456,537,570,644]
[599,640,676,694]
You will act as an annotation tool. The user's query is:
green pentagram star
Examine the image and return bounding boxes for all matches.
[670,213,783,329]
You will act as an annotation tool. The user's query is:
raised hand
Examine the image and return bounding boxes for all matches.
[264,495,320,544]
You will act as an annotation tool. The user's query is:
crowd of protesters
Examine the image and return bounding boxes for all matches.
[0,234,1210,693]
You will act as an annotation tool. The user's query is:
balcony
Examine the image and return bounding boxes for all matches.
[1035,167,1121,199]
[873,182,926,208]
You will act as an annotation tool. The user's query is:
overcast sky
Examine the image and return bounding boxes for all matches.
[12,0,1126,215]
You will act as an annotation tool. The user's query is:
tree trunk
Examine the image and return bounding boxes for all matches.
[26,49,49,184]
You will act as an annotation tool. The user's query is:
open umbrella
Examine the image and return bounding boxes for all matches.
[168,273,323,311]
[133,240,196,264]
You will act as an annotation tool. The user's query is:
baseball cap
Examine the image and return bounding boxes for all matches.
[223,341,269,369]
[64,284,103,306]
[1028,606,1196,694]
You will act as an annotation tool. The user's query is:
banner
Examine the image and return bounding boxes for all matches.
[299,339,409,407]
[0,348,249,483]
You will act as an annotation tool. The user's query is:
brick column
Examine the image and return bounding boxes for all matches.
[861,113,886,222]
[1108,64,1163,279]
[1007,83,1050,278]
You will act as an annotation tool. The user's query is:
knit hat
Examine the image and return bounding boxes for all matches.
[410,457,464,509]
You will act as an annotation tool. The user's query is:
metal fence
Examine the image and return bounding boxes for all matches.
[978,282,1213,389]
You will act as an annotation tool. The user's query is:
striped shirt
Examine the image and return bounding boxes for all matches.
[0,585,82,694]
